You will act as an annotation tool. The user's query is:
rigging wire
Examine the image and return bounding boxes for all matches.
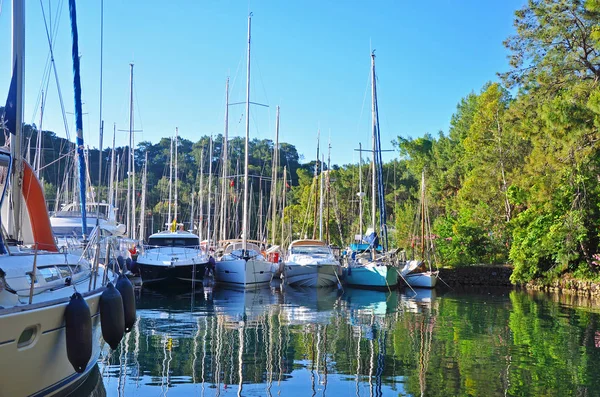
[39,0,71,142]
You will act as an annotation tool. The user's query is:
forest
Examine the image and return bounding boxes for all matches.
[2,0,600,284]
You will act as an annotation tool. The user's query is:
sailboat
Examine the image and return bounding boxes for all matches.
[136,129,210,286]
[344,51,399,289]
[0,1,127,395]
[213,14,273,288]
[282,134,342,287]
[400,170,439,288]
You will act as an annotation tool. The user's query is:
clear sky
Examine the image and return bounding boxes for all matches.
[0,0,524,167]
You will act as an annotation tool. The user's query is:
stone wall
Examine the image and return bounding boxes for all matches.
[524,277,600,297]
[438,265,513,287]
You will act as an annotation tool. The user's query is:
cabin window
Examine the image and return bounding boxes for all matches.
[148,237,200,247]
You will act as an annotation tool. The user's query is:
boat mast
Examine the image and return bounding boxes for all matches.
[174,127,179,224]
[242,13,252,253]
[358,142,363,240]
[370,54,377,239]
[167,134,173,225]
[8,0,24,241]
[35,91,43,177]
[312,131,320,239]
[326,139,331,244]
[190,186,195,232]
[108,123,116,208]
[198,147,204,241]
[281,166,287,247]
[372,52,388,251]
[207,135,213,251]
[270,105,279,246]
[126,63,134,238]
[319,154,324,241]
[220,78,229,241]
[139,151,147,241]
[421,170,425,260]
[68,0,88,239]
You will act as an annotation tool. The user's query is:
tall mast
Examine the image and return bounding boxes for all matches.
[242,13,252,252]
[68,0,88,239]
[370,53,377,237]
[358,142,364,239]
[421,170,425,259]
[139,151,148,241]
[319,154,324,241]
[167,135,173,225]
[326,139,331,244]
[96,120,103,225]
[312,131,320,240]
[35,91,43,177]
[126,63,134,238]
[174,127,179,224]
[115,153,120,212]
[198,147,204,242]
[270,105,280,246]
[189,187,195,232]
[372,51,388,251]
[281,166,287,247]
[220,77,229,241]
[8,0,25,241]
[207,135,213,250]
[108,123,116,208]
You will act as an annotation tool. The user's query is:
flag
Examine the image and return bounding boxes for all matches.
[2,61,18,136]
[230,179,234,187]
[285,182,290,188]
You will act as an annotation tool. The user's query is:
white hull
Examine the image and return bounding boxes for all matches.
[214,257,272,287]
[283,263,341,287]
[405,271,439,288]
[0,290,103,396]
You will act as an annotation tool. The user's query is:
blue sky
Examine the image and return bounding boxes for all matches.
[1,0,524,167]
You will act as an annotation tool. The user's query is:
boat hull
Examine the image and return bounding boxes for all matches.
[405,270,439,288]
[283,263,341,287]
[138,261,209,286]
[137,246,209,287]
[214,258,272,287]
[344,264,398,289]
[0,291,103,397]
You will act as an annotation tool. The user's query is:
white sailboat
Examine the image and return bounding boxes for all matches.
[0,2,126,395]
[214,14,273,287]
[344,51,399,289]
[137,129,209,286]
[400,170,439,288]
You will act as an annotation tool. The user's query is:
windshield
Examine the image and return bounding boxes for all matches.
[291,246,330,255]
[148,237,200,247]
[52,226,95,238]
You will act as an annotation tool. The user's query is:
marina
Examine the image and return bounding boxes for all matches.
[2,0,600,395]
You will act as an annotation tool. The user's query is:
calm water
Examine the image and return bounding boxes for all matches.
[76,283,600,396]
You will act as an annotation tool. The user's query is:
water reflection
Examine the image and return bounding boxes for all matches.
[73,285,600,396]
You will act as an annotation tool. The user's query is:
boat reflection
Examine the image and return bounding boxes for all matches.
[282,285,340,325]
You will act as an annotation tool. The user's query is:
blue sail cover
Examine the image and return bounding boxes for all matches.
[2,62,17,136]
[68,0,87,238]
